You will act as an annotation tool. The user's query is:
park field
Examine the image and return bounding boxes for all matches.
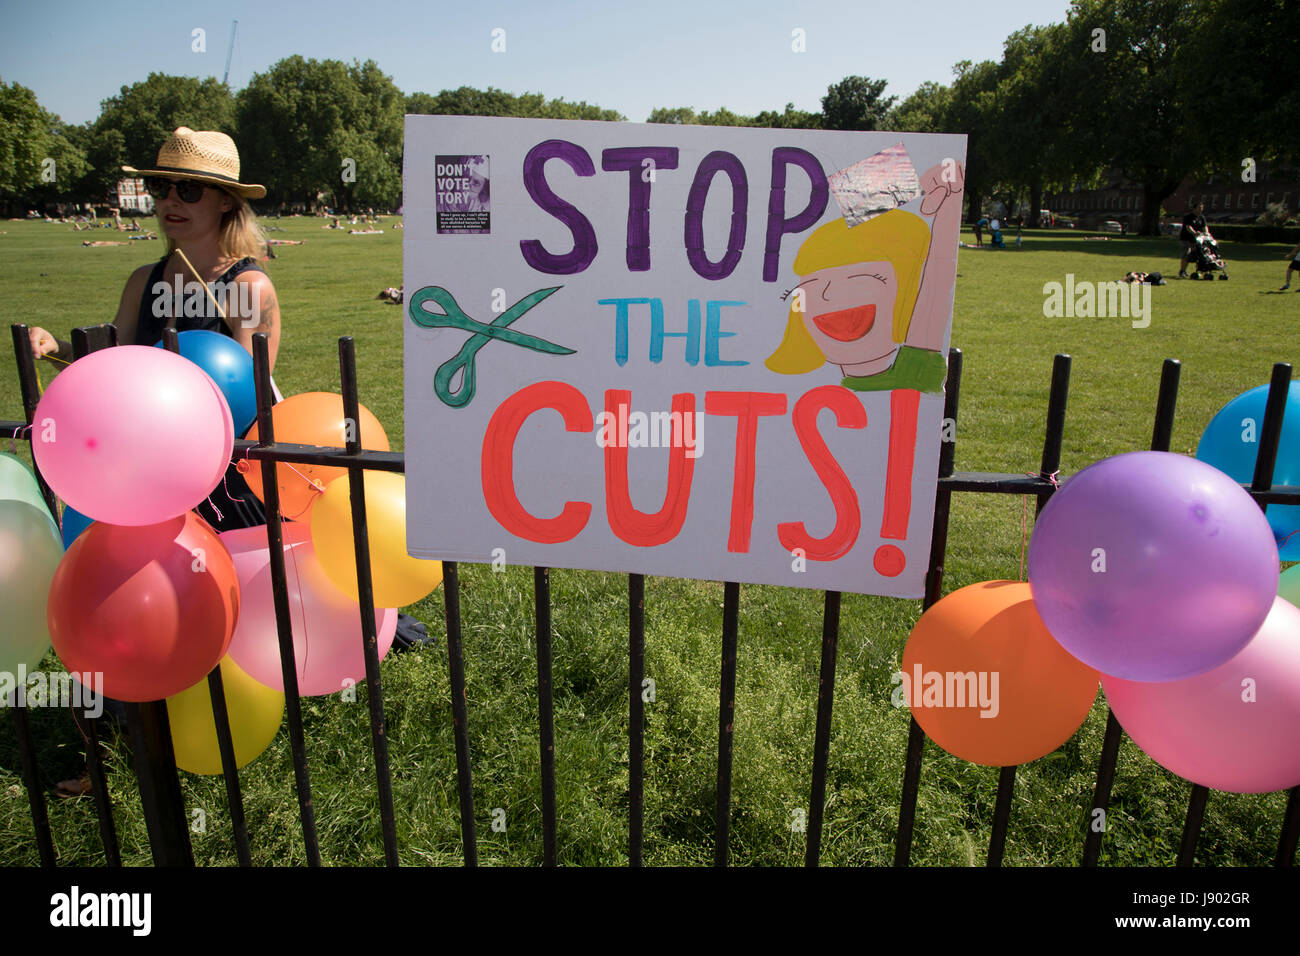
[0,215,1296,866]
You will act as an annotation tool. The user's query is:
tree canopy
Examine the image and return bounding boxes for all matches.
[0,80,90,207]
[7,2,1298,226]
[236,56,404,208]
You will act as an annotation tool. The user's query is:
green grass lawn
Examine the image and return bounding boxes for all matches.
[0,217,1296,866]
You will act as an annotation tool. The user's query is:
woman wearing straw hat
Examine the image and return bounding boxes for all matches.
[30,128,289,797]
[29,126,282,530]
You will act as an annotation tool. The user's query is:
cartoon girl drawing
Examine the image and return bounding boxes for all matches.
[766,162,963,394]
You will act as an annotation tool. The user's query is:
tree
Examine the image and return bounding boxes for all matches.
[0,80,54,200]
[886,82,952,134]
[0,80,88,209]
[646,107,697,125]
[751,103,821,130]
[942,60,1001,222]
[1185,0,1300,168]
[821,76,896,131]
[647,103,820,129]
[344,59,405,209]
[34,116,89,204]
[984,23,1087,226]
[1063,0,1205,234]
[74,125,126,200]
[93,74,234,174]
[238,57,404,209]
[407,86,623,122]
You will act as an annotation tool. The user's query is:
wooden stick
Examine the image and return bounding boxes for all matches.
[174,247,237,334]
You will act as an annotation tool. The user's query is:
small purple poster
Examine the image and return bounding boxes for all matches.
[435,155,490,234]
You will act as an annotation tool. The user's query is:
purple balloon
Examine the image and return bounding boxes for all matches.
[1028,451,1279,682]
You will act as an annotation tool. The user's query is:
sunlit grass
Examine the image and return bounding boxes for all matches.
[1,218,1295,865]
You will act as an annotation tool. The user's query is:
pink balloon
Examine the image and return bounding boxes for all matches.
[32,346,234,525]
[1102,597,1300,793]
[221,524,396,697]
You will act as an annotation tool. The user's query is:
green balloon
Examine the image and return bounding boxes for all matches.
[1280,564,1300,608]
[0,453,52,518]
[0,499,62,678]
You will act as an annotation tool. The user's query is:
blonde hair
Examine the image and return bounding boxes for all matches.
[164,188,266,261]
[766,210,931,375]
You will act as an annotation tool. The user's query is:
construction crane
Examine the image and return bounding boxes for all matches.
[222,20,238,86]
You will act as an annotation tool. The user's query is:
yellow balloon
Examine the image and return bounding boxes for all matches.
[310,472,443,608]
[165,655,285,775]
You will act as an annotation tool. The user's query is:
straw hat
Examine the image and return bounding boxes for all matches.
[123,126,266,199]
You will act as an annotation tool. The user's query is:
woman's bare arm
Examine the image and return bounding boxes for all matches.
[30,262,151,361]
[229,271,281,373]
[111,263,153,346]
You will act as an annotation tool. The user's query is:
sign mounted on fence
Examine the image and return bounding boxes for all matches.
[403,115,966,597]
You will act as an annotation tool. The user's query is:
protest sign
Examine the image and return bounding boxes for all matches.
[403,115,966,596]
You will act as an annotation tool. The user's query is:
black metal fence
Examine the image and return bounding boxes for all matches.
[5,323,1299,867]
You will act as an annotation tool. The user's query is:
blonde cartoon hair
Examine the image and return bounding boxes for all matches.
[766,209,931,374]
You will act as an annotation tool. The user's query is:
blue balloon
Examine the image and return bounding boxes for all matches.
[1196,383,1300,559]
[153,330,257,435]
[60,503,93,549]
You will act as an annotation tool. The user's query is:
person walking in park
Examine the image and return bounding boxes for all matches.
[1177,201,1209,278]
[1280,240,1300,291]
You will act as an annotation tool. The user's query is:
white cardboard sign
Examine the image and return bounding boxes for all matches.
[403,115,966,597]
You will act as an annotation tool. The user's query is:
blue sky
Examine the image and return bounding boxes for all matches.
[2,0,1073,126]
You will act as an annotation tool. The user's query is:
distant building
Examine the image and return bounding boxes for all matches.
[1045,173,1147,229]
[1046,161,1300,227]
[116,178,153,215]
[1167,160,1298,222]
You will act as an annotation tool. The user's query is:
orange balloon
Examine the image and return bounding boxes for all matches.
[238,393,389,522]
[899,581,1099,766]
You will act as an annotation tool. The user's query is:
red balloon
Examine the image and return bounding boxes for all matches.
[48,513,240,702]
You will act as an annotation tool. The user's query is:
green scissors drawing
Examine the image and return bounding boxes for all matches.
[408,285,576,408]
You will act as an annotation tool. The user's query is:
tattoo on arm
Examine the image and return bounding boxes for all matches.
[257,292,278,332]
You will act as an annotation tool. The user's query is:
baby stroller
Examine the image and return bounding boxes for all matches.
[1190,233,1228,280]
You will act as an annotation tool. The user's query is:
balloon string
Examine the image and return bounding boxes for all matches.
[1019,471,1061,581]
[10,424,29,455]
[69,696,93,749]
[286,532,310,680]
[200,464,249,524]
[221,468,241,501]
[32,352,74,396]
[237,450,325,521]
[280,463,325,521]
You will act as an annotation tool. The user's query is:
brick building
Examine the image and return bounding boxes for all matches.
[1045,160,1299,228]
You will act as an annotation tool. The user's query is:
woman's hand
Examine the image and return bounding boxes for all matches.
[29,327,60,361]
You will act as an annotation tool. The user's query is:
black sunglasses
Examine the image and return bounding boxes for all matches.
[144,177,209,203]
